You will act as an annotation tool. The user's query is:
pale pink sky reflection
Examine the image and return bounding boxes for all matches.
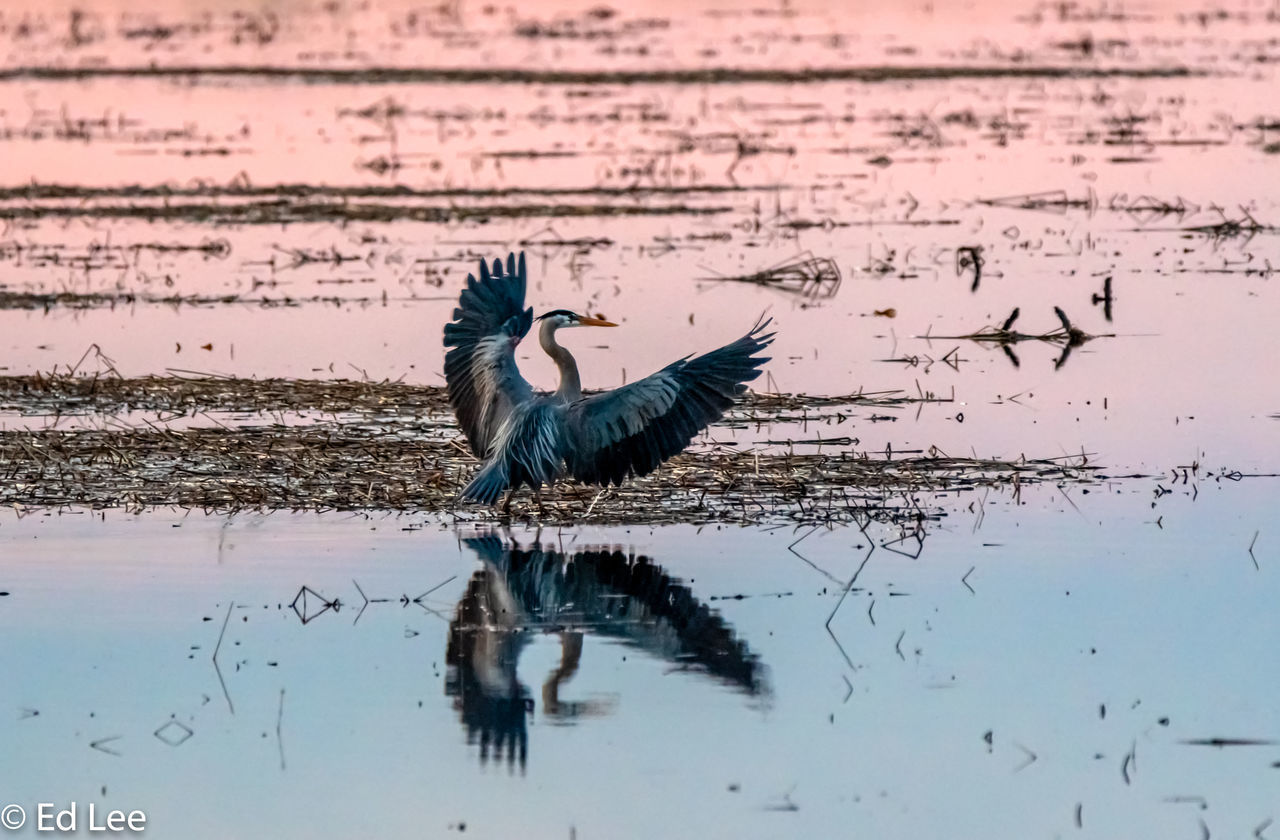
[0,0,1276,473]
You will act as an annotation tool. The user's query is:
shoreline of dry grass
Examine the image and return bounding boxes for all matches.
[0,372,952,420]
[0,423,1098,525]
[0,373,1101,526]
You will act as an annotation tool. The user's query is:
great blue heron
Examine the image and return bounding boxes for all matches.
[444,252,774,510]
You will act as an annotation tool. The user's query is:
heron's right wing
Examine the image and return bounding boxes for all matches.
[443,253,535,457]
[561,319,774,486]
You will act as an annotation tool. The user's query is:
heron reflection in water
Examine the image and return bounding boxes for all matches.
[445,535,770,771]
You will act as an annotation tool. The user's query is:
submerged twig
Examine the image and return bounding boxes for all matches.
[700,252,841,300]
[927,308,1114,369]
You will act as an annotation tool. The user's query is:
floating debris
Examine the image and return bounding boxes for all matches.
[1179,737,1277,747]
[1181,207,1276,244]
[955,245,984,292]
[927,308,1113,370]
[153,718,194,747]
[1092,275,1115,321]
[290,586,339,625]
[1110,194,1198,223]
[702,252,841,301]
[979,188,1096,215]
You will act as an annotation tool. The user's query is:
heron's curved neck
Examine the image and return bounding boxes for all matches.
[540,319,581,402]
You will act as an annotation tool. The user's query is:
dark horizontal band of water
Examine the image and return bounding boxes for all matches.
[0,183,758,200]
[0,201,730,223]
[0,64,1203,85]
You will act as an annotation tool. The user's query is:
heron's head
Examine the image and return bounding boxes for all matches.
[536,309,618,329]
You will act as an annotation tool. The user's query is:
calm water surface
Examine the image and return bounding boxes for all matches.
[2,490,1278,838]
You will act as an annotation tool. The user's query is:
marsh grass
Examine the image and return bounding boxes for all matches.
[0,374,1100,525]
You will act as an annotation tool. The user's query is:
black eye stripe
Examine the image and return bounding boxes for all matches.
[537,309,577,321]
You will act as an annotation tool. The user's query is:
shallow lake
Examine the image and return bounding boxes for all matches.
[1,0,1278,836]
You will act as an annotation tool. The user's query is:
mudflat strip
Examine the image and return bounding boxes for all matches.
[0,375,1098,524]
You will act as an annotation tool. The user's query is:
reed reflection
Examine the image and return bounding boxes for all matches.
[445,535,770,771]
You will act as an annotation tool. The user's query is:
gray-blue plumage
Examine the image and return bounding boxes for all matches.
[443,252,774,507]
[442,253,534,458]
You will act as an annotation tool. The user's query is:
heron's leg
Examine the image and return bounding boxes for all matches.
[534,487,545,516]
[542,631,584,718]
[501,488,515,515]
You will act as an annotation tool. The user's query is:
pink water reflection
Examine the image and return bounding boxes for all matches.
[0,0,1276,472]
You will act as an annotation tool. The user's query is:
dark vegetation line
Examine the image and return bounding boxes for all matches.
[0,201,730,224]
[0,183,762,200]
[0,374,945,416]
[0,290,395,311]
[0,64,1203,85]
[0,424,1099,525]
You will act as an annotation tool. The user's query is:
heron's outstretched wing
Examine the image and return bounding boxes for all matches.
[460,399,564,504]
[562,319,774,486]
[443,253,535,457]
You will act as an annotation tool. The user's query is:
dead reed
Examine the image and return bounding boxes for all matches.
[0,374,1101,525]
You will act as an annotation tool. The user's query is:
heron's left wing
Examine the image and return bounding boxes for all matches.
[561,319,774,486]
[443,253,535,457]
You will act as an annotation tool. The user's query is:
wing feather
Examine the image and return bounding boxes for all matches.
[443,253,535,457]
[563,319,774,486]
[459,398,565,504]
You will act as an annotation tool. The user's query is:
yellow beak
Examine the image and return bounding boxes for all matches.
[578,316,618,327]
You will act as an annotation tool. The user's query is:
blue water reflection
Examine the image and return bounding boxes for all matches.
[446,535,768,770]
